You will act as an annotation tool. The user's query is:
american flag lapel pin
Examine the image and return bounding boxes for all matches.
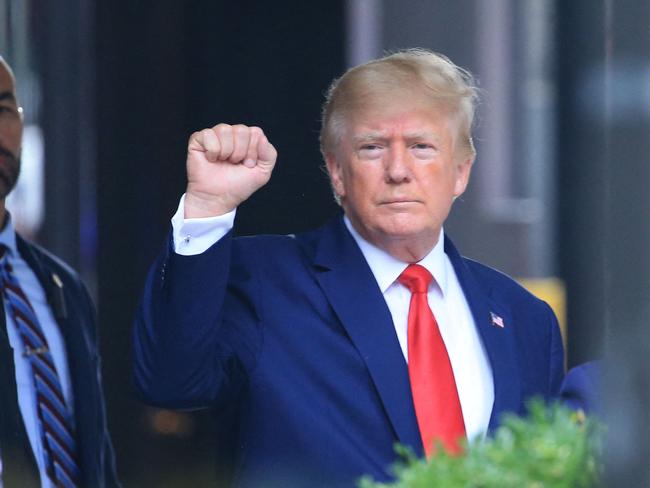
[490,311,505,328]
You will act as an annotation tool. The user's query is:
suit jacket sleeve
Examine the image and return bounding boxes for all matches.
[133,230,259,410]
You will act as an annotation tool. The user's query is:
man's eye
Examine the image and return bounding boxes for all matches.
[358,145,383,158]
[411,144,438,160]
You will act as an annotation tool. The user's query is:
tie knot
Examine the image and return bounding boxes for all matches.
[398,264,432,294]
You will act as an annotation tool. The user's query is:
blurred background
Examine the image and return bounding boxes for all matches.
[1,0,648,485]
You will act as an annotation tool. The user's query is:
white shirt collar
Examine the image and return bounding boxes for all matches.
[343,215,448,296]
[0,212,18,257]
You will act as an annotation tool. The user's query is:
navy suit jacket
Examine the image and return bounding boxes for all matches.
[560,361,602,415]
[11,236,120,487]
[133,215,564,487]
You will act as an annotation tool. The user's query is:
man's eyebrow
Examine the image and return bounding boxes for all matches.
[352,132,388,143]
[0,91,16,103]
[352,131,443,143]
[403,131,440,141]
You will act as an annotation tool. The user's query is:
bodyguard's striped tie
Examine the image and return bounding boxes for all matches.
[0,247,80,487]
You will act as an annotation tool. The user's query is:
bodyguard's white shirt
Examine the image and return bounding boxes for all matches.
[171,195,494,442]
[0,215,75,488]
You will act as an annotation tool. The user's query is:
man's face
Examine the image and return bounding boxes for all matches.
[326,97,473,258]
[0,60,23,200]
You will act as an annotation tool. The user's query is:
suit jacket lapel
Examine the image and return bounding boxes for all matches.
[310,217,424,455]
[444,236,522,430]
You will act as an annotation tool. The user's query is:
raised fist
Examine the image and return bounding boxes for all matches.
[184,123,277,218]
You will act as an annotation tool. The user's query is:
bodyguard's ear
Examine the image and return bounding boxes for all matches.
[325,154,346,199]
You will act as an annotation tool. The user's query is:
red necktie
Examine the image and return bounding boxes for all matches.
[399,264,465,457]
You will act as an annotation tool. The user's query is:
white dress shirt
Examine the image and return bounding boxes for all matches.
[171,195,494,442]
[343,218,494,442]
[0,214,74,488]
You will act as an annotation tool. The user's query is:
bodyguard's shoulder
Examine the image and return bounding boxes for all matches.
[17,237,83,286]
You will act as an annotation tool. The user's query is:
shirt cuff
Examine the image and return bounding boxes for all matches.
[171,194,236,255]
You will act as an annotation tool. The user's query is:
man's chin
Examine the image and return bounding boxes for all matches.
[376,214,431,235]
[0,161,20,200]
[375,222,438,244]
[0,175,18,200]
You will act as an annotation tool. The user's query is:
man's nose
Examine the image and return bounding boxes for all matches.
[384,146,411,183]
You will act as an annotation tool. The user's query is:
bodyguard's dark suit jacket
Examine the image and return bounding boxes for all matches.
[1,236,120,487]
[133,216,564,488]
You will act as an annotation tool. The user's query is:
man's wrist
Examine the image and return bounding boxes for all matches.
[172,194,236,255]
[184,191,236,218]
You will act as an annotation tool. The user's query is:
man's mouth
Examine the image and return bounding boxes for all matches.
[380,198,420,205]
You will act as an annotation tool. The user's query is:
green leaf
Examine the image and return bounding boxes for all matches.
[358,399,604,488]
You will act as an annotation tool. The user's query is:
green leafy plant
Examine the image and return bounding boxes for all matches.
[359,400,603,488]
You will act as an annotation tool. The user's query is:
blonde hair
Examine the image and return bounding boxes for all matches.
[320,48,479,158]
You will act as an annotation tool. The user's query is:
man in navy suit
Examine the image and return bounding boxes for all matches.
[133,49,564,487]
[0,57,119,486]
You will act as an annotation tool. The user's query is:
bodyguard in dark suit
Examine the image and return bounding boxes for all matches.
[0,57,119,487]
[134,49,564,487]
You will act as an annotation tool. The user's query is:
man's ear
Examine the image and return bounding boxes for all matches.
[453,155,474,198]
[325,154,346,199]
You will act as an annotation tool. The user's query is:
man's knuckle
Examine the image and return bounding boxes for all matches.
[214,123,231,135]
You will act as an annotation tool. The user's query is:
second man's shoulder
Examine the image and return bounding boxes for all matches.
[16,235,83,287]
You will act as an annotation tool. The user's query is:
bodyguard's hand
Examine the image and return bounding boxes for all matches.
[184,124,277,218]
